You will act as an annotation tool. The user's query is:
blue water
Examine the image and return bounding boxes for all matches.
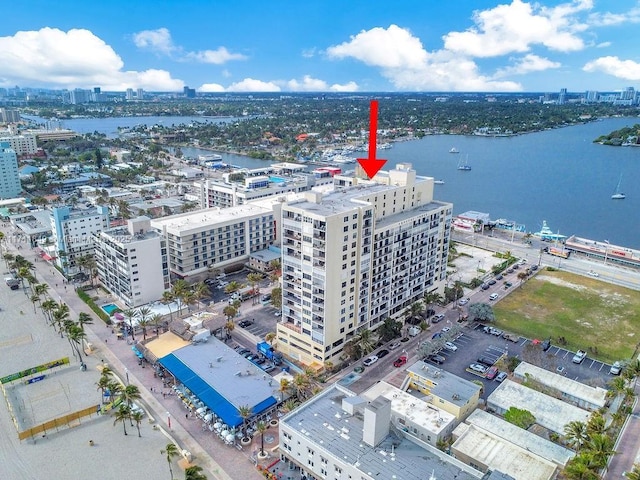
[102,303,118,315]
[383,117,640,249]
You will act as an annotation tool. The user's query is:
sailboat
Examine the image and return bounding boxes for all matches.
[449,147,459,153]
[611,174,626,200]
[457,155,471,171]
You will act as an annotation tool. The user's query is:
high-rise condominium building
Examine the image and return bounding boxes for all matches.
[94,217,170,308]
[276,164,452,366]
[0,133,38,156]
[0,142,21,199]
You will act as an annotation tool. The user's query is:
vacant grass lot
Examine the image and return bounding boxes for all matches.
[493,269,640,363]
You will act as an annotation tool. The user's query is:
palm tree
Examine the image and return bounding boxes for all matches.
[2,252,14,269]
[224,281,241,294]
[131,410,144,437]
[41,299,58,324]
[123,309,137,341]
[30,293,41,313]
[256,421,268,456]
[224,320,235,340]
[281,399,298,413]
[182,290,196,313]
[191,282,209,310]
[246,273,263,304]
[353,328,376,358]
[67,324,87,362]
[586,412,607,436]
[161,291,175,320]
[137,306,152,340]
[107,380,123,404]
[564,420,588,451]
[184,465,208,480]
[151,313,163,337]
[625,464,640,480]
[291,372,310,400]
[223,306,237,322]
[161,443,180,480]
[96,375,111,404]
[563,454,599,480]
[237,405,253,441]
[588,433,615,468]
[122,384,142,412]
[279,378,290,402]
[170,279,189,317]
[265,332,276,346]
[113,404,131,436]
[34,282,50,299]
[77,312,93,332]
[624,359,640,388]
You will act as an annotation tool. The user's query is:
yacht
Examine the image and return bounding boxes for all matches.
[449,147,459,153]
[457,155,471,171]
[434,179,445,185]
[611,174,626,199]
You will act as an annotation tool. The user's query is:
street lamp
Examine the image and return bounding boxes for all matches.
[167,412,171,429]
[124,368,129,385]
[603,240,610,265]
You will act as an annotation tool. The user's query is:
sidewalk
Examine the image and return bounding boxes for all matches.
[0,228,264,480]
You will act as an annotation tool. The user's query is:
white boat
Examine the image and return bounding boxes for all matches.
[449,147,459,153]
[434,179,445,185]
[457,155,471,171]
[198,154,223,162]
[611,174,626,199]
[533,220,567,241]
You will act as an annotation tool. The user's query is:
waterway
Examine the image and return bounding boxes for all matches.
[23,114,640,248]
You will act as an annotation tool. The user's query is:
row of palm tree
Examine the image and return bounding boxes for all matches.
[97,366,145,436]
[120,305,164,342]
[160,443,208,480]
[161,279,210,320]
[563,412,616,479]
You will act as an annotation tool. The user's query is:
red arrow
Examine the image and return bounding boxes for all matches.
[357,100,386,179]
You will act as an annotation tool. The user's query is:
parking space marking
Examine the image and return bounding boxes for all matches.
[588,359,596,368]
[562,350,570,360]
[599,363,605,371]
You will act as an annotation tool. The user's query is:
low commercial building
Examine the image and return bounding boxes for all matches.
[361,381,457,447]
[248,246,281,273]
[487,380,590,435]
[9,209,52,247]
[406,361,482,421]
[279,383,485,480]
[565,235,640,269]
[158,336,279,428]
[93,217,170,308]
[513,362,607,411]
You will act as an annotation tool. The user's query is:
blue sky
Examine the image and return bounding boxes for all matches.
[2,0,640,92]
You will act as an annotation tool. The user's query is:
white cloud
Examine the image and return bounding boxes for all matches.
[583,56,640,80]
[443,0,590,57]
[327,25,427,69]
[301,48,316,58]
[285,75,329,91]
[494,54,561,78]
[227,78,281,92]
[588,5,640,26]
[329,81,359,92]
[185,47,247,64]
[0,27,183,90]
[326,25,521,91]
[198,83,225,93]
[132,27,176,55]
[596,41,612,48]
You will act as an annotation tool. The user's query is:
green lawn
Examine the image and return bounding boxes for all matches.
[493,269,640,363]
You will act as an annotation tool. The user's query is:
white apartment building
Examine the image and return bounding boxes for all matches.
[0,143,21,199]
[197,165,334,209]
[94,217,170,308]
[150,204,276,281]
[51,205,110,275]
[277,163,452,366]
[0,133,38,155]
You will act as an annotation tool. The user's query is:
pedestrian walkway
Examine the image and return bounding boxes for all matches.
[0,225,264,480]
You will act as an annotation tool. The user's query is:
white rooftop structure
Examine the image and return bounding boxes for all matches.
[513,362,607,411]
[361,381,457,438]
[487,380,590,434]
[464,410,575,466]
[151,204,271,235]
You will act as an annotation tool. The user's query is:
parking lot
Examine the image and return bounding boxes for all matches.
[420,322,615,398]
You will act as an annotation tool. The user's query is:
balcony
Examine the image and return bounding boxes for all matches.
[279,321,302,334]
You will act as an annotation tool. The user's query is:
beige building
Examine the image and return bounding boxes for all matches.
[405,360,482,421]
[0,133,38,155]
[276,163,452,366]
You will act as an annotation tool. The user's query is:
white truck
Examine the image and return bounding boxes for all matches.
[572,350,587,364]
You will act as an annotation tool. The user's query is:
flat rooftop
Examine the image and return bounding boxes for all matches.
[452,422,558,480]
[159,336,278,427]
[487,380,590,434]
[150,204,272,234]
[513,362,607,409]
[282,384,482,480]
[465,410,575,466]
[287,183,392,216]
[407,361,482,406]
[361,382,456,435]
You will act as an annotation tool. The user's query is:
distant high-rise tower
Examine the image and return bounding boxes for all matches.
[0,142,21,199]
[126,88,134,101]
[183,86,196,98]
[136,88,144,100]
[94,87,101,94]
[558,88,567,105]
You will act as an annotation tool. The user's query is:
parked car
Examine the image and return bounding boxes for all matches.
[469,363,488,374]
[503,282,513,289]
[238,320,254,328]
[609,361,623,375]
[393,356,407,368]
[495,371,508,382]
[388,341,402,350]
[441,327,451,334]
[432,313,445,323]
[376,349,390,359]
[495,274,504,280]
[362,355,379,367]
[490,327,503,336]
[428,354,446,364]
[530,265,538,271]
[353,365,365,373]
[477,356,494,366]
[443,342,458,352]
[262,364,276,373]
[587,270,599,277]
[274,310,282,317]
[481,283,490,290]
[541,339,551,351]
[425,309,436,317]
[237,348,251,356]
[485,366,499,380]
[488,279,497,285]
[217,281,230,289]
[489,293,499,301]
[458,298,470,305]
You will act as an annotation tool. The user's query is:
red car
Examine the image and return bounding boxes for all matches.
[485,366,499,380]
[393,356,407,368]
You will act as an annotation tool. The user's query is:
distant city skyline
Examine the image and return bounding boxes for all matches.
[2,0,640,93]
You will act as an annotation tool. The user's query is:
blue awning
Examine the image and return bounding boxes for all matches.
[132,345,144,359]
[159,353,277,427]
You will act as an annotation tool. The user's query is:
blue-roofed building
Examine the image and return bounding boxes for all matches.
[158,337,279,428]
